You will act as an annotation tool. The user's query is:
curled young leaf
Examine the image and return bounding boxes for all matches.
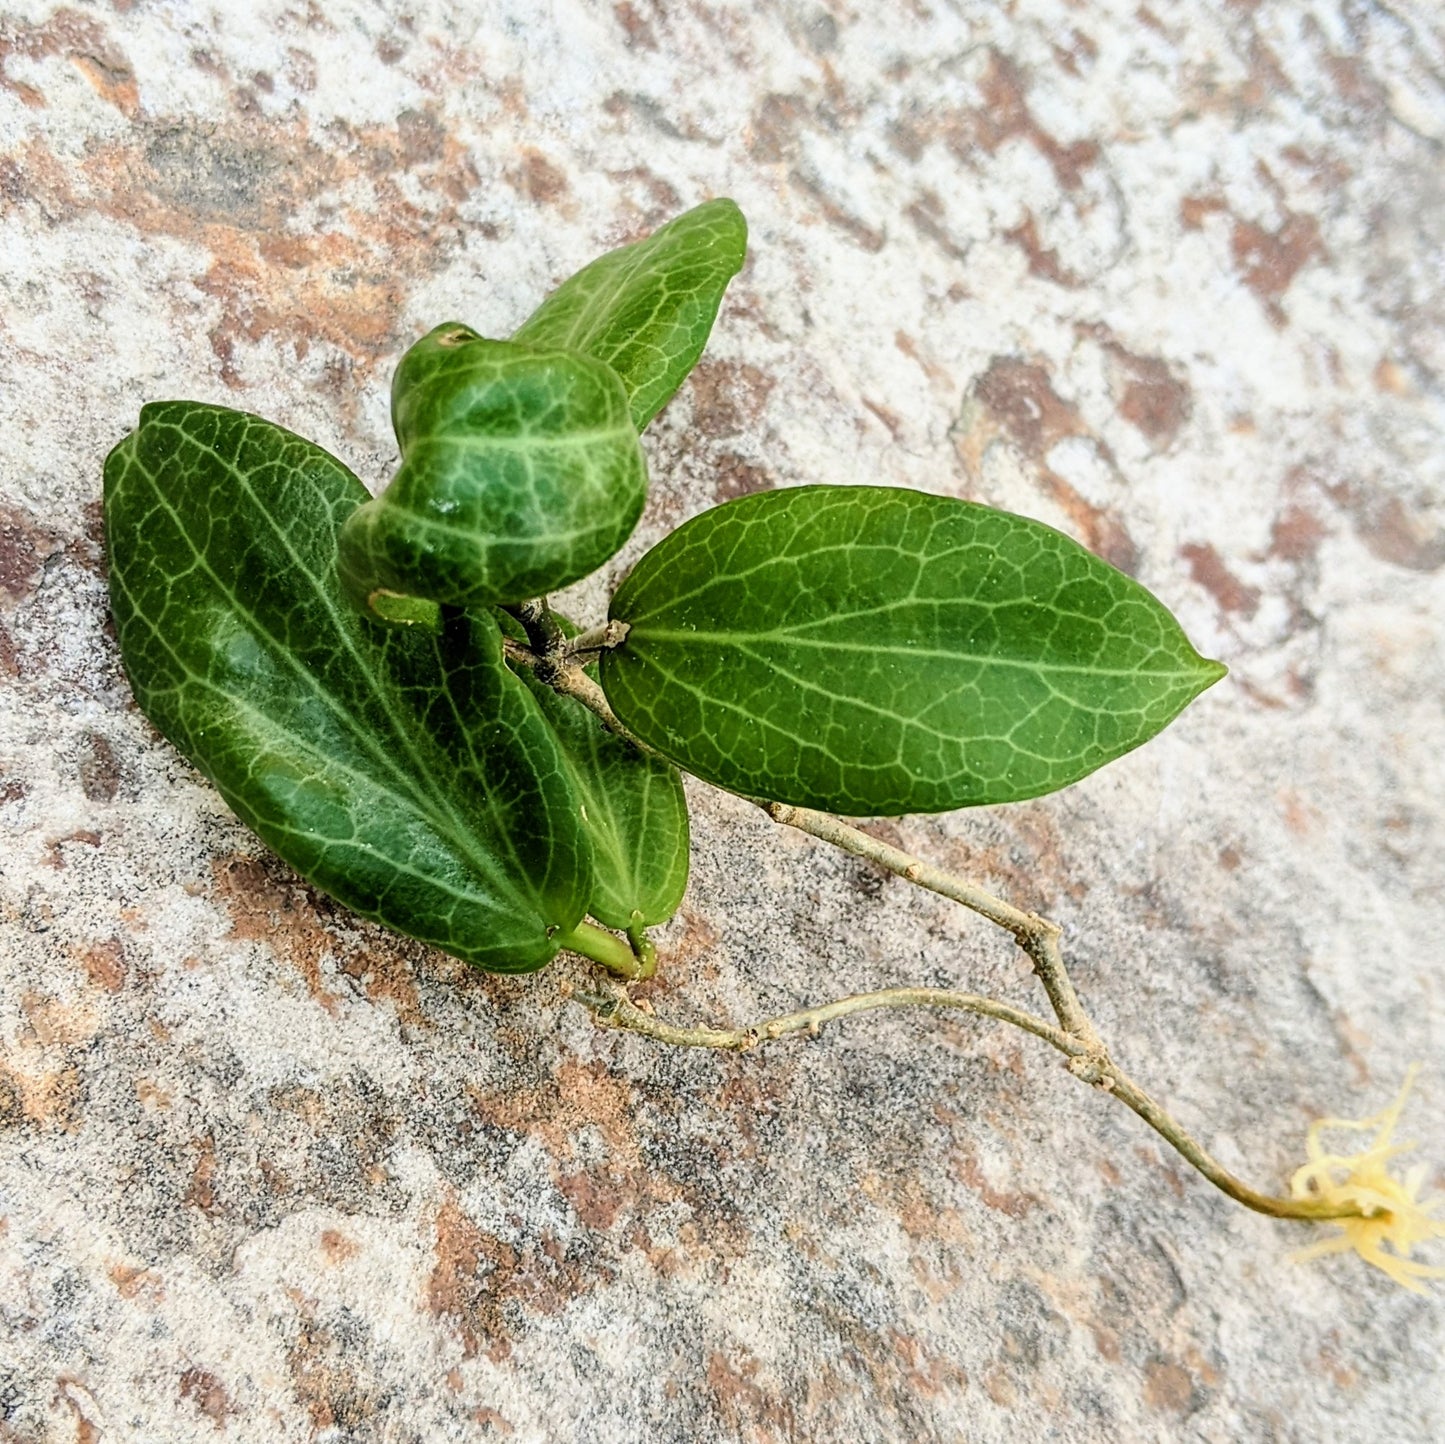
[105,401,593,972]
[338,325,647,622]
[513,198,747,431]
[499,611,690,931]
[601,486,1227,816]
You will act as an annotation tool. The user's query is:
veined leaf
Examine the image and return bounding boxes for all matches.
[338,325,647,622]
[105,401,593,973]
[498,611,690,931]
[601,486,1226,816]
[513,198,747,431]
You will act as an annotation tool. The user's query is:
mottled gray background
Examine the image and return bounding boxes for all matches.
[2,1,1443,1440]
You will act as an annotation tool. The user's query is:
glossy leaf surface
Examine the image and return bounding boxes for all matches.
[602,486,1226,816]
[498,612,690,931]
[513,198,747,431]
[106,401,592,972]
[338,325,647,621]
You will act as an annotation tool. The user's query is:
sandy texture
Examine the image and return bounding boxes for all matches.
[2,1,1443,1439]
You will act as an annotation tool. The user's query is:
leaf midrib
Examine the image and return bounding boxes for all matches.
[128,423,535,904]
[627,627,1208,682]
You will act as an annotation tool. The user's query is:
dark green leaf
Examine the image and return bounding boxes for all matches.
[338,325,647,621]
[498,611,690,931]
[512,198,747,431]
[105,401,593,973]
[601,486,1227,816]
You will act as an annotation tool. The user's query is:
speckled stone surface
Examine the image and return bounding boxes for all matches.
[2,2,1444,1440]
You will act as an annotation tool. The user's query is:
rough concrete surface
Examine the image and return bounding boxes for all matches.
[2,0,1444,1439]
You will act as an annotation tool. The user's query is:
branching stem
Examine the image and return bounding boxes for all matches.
[514,626,1364,1226]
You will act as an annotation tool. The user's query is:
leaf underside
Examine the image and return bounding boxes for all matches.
[513,197,748,431]
[105,401,593,973]
[602,486,1227,817]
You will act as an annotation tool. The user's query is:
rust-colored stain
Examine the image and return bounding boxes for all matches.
[1180,541,1262,619]
[688,359,776,440]
[974,50,1099,191]
[0,8,138,115]
[212,853,344,1015]
[1144,1357,1197,1415]
[706,1349,796,1441]
[0,502,64,609]
[73,936,126,993]
[1005,210,1081,287]
[427,1195,594,1361]
[1231,211,1322,324]
[179,1366,232,1426]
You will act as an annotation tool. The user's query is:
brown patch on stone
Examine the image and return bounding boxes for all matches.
[108,1263,166,1304]
[1267,504,1328,563]
[859,1171,971,1244]
[711,453,773,504]
[974,51,1098,191]
[135,1078,172,1110]
[1052,27,1099,76]
[22,991,99,1047]
[1118,362,1190,446]
[77,730,121,802]
[951,1145,1041,1218]
[12,108,482,391]
[0,502,64,609]
[553,1162,678,1235]
[0,777,27,804]
[179,1367,232,1426]
[1144,1358,1196,1414]
[287,1304,381,1431]
[2,1057,84,1130]
[905,190,969,262]
[1077,323,1192,448]
[427,1196,594,1361]
[469,1057,640,1164]
[212,853,343,1014]
[1180,542,1260,618]
[970,355,1089,457]
[74,937,126,992]
[749,92,806,164]
[1372,357,1413,396]
[0,1067,23,1131]
[688,359,776,439]
[186,1133,220,1213]
[1005,210,1080,286]
[45,828,103,867]
[0,8,137,115]
[1353,495,1445,573]
[894,330,950,387]
[862,397,905,441]
[614,1,657,48]
[336,945,426,1030]
[1231,212,1322,324]
[320,1228,359,1265]
[789,166,885,252]
[1179,193,1228,230]
[706,1349,796,1439]
[511,147,569,207]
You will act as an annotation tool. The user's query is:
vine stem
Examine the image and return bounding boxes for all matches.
[509,633,1364,1226]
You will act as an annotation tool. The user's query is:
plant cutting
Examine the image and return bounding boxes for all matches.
[103,199,1444,1290]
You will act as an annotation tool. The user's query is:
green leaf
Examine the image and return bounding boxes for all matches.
[601,486,1227,816]
[512,198,747,431]
[498,611,690,931]
[105,401,594,973]
[338,325,647,622]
